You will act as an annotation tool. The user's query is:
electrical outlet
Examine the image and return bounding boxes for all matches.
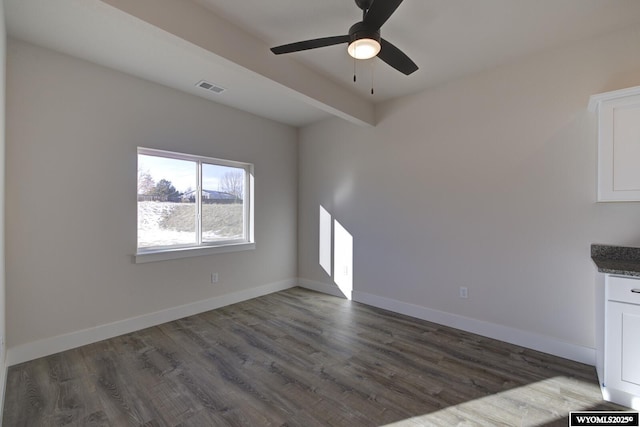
[459,286,468,299]
[211,273,219,284]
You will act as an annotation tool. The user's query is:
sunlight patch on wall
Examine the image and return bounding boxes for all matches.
[318,205,354,300]
[334,219,353,300]
[319,205,332,276]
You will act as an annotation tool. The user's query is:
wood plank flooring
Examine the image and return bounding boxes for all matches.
[3,287,627,426]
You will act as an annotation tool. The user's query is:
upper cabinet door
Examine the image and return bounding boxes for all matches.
[590,86,640,202]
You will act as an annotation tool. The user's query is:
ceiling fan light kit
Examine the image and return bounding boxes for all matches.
[270,0,418,76]
[347,22,381,60]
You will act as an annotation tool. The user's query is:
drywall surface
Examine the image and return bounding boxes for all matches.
[298,24,640,354]
[6,40,297,349]
[0,0,7,413]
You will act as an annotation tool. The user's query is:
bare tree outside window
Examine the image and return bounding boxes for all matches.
[137,168,155,195]
[218,170,244,201]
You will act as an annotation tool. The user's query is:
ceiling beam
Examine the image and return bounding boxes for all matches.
[99,0,376,126]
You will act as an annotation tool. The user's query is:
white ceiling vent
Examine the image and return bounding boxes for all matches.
[196,80,226,94]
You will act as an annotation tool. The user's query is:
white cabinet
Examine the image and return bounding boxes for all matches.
[600,275,640,409]
[589,85,640,202]
[607,302,640,392]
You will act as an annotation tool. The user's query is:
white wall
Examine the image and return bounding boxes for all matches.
[6,18,640,373]
[5,39,298,360]
[298,24,640,363]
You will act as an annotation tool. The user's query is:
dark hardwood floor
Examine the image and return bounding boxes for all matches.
[3,287,626,426]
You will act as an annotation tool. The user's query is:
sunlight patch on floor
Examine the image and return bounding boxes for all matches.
[382,376,605,426]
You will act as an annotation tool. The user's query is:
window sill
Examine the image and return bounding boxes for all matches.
[135,242,255,264]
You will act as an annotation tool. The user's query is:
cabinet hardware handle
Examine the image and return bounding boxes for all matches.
[632,289,640,294]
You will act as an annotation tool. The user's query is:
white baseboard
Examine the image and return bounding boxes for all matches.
[601,385,640,411]
[298,278,349,299]
[350,290,596,365]
[6,280,596,368]
[0,359,6,420]
[6,279,297,366]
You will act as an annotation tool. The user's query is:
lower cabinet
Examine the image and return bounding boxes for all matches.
[601,275,640,409]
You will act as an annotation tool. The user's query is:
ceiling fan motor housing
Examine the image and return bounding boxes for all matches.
[348,21,381,45]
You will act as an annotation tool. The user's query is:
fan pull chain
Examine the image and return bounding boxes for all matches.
[353,54,357,82]
[371,59,375,95]
[353,43,357,82]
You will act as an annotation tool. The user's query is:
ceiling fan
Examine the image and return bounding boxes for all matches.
[270,0,418,76]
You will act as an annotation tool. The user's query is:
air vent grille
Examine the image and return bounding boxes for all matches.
[196,80,226,94]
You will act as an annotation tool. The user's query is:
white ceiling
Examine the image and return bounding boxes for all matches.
[6,0,640,127]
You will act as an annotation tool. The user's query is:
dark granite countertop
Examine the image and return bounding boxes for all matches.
[591,244,640,277]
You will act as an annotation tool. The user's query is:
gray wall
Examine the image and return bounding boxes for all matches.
[6,39,298,350]
[298,24,640,359]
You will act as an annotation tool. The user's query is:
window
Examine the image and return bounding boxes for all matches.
[136,147,254,263]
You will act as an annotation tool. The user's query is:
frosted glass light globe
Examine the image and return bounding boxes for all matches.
[348,38,381,60]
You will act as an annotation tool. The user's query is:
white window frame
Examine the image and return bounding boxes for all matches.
[135,147,255,263]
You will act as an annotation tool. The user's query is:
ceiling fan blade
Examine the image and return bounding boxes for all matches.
[271,35,350,55]
[363,0,404,30]
[378,38,418,75]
